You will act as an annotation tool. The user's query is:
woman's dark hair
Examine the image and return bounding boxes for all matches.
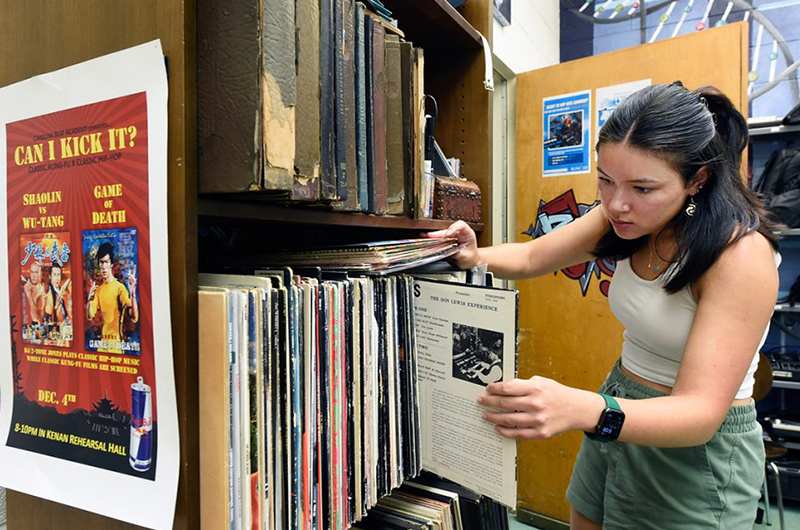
[592,82,779,294]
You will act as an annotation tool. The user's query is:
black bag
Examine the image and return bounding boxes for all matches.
[783,100,800,125]
[755,147,800,227]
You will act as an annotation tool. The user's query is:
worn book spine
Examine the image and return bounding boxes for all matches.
[354,3,369,212]
[319,0,338,199]
[399,42,416,218]
[371,22,389,214]
[333,0,349,203]
[413,47,426,218]
[384,35,406,216]
[197,0,261,192]
[262,0,296,191]
[294,0,321,200]
[364,15,376,213]
[333,0,361,211]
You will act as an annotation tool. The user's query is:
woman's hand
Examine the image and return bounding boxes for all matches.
[478,376,605,440]
[426,220,480,270]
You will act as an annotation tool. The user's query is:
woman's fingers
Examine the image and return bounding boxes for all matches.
[425,229,450,239]
[494,426,541,440]
[482,410,534,429]
[486,378,538,396]
[477,393,529,410]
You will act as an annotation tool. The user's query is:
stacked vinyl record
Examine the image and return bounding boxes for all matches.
[234,238,460,275]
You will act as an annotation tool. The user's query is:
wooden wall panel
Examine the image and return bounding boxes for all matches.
[0,1,197,529]
[434,0,494,246]
[514,22,748,523]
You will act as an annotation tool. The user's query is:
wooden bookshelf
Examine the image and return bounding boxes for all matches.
[199,197,484,233]
[1,0,494,528]
[382,0,483,51]
[381,0,494,246]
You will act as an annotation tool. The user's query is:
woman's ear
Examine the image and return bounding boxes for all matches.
[689,166,709,195]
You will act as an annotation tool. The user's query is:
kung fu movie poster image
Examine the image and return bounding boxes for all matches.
[4,93,157,479]
[83,228,140,355]
[20,231,74,348]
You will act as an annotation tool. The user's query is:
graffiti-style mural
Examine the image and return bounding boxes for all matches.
[523,189,616,297]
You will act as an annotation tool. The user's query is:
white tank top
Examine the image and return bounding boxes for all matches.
[608,255,777,400]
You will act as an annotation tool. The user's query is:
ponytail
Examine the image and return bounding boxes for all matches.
[695,85,749,174]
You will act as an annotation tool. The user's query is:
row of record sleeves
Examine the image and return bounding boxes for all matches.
[351,472,509,530]
[198,0,430,218]
[198,266,506,530]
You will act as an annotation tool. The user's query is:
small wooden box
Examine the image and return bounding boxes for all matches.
[432,176,482,223]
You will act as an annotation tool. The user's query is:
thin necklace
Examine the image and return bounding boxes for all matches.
[647,239,660,273]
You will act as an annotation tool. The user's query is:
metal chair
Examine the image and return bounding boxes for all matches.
[754,352,786,529]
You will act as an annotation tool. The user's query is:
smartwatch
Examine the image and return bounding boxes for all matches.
[585,393,625,442]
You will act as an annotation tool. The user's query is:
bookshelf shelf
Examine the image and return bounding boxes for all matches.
[199,197,484,232]
[382,0,482,51]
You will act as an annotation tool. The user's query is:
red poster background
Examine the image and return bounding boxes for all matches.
[6,93,155,421]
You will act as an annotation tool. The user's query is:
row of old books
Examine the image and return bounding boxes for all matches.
[198,241,519,530]
[198,0,427,217]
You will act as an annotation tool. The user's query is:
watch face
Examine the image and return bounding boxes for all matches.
[598,408,625,439]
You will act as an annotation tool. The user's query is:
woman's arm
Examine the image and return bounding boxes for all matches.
[480,231,778,447]
[427,206,610,280]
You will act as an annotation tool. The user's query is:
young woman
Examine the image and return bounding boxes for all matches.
[429,83,780,529]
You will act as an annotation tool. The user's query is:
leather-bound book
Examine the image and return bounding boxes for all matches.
[333,0,348,202]
[294,0,321,200]
[262,0,297,191]
[354,3,369,211]
[370,21,388,214]
[412,47,425,218]
[333,0,361,211]
[399,42,416,217]
[319,0,338,199]
[198,0,263,193]
[384,34,406,216]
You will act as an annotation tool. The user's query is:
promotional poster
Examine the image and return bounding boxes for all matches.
[595,79,651,146]
[0,41,178,530]
[542,89,592,177]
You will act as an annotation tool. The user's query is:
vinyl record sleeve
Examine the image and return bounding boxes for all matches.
[412,279,518,508]
[318,283,332,530]
[345,280,357,525]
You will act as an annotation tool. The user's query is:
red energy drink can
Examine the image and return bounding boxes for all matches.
[129,376,152,472]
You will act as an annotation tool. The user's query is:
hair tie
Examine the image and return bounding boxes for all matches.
[699,96,717,126]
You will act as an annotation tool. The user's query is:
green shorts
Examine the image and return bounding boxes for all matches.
[566,361,765,530]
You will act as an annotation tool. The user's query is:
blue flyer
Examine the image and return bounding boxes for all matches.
[542,89,591,177]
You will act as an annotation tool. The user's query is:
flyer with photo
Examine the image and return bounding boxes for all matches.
[0,41,177,530]
[543,89,592,177]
